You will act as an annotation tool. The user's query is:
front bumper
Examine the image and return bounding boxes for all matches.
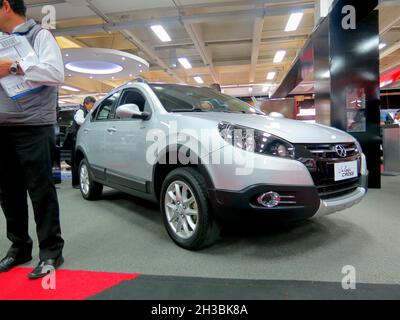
[208,173,368,223]
[312,173,368,218]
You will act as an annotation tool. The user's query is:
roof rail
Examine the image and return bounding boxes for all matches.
[132,77,148,83]
[110,77,149,93]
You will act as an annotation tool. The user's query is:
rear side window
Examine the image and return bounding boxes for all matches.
[94,92,120,121]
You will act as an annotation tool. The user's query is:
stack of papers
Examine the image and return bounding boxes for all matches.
[0,34,43,100]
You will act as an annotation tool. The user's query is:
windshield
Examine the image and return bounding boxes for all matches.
[150,84,263,115]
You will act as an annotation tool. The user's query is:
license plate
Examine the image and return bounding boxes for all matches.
[334,160,358,181]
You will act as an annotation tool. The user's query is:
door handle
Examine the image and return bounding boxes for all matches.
[83,129,90,133]
[107,127,117,133]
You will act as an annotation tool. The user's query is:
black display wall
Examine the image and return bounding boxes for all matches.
[315,0,381,188]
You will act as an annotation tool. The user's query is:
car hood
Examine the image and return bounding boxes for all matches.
[176,112,355,144]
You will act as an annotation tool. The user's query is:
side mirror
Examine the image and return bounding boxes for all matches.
[116,104,150,120]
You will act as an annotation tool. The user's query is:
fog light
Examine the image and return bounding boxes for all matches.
[257,191,281,208]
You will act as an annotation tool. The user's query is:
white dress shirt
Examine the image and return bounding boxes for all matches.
[13,22,64,86]
[74,109,86,126]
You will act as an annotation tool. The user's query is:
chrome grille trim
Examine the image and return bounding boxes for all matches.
[308,147,356,154]
[294,142,362,199]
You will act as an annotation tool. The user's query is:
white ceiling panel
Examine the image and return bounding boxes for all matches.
[88,0,176,13]
[212,43,252,61]
[177,0,246,5]
[26,0,398,96]
[27,4,95,21]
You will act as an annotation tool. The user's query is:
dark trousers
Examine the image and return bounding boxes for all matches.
[0,125,64,260]
[70,135,79,187]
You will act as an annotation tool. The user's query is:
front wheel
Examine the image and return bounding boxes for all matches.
[79,159,103,200]
[160,167,220,250]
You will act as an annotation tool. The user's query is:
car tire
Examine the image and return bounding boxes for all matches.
[79,158,103,201]
[160,167,220,250]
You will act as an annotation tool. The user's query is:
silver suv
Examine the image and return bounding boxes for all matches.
[75,80,368,250]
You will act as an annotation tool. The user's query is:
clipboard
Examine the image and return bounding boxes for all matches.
[0,34,44,100]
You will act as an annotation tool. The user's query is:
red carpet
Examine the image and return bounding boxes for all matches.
[0,267,139,300]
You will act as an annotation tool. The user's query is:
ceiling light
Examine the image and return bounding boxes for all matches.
[194,76,204,84]
[62,48,149,80]
[266,72,276,80]
[178,57,192,69]
[379,43,387,50]
[61,85,80,92]
[65,61,123,75]
[151,25,172,42]
[273,50,286,63]
[285,12,304,32]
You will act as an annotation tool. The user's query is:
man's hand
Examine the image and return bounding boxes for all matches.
[0,59,13,79]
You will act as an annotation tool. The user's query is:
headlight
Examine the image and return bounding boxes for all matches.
[218,122,295,159]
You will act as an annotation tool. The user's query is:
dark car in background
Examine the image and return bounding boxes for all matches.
[56,105,79,165]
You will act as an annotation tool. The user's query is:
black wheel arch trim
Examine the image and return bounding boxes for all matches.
[151,144,215,198]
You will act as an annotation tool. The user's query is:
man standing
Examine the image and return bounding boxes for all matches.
[394,110,400,125]
[0,0,65,279]
[71,96,96,188]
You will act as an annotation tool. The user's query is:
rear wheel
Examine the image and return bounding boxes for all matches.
[79,159,103,200]
[160,167,220,250]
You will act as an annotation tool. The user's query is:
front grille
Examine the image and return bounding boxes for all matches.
[316,177,360,200]
[295,143,361,199]
[305,142,359,159]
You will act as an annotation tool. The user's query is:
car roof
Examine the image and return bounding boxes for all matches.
[110,78,204,94]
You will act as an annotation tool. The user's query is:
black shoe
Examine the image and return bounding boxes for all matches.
[28,256,64,280]
[72,185,80,189]
[0,255,32,273]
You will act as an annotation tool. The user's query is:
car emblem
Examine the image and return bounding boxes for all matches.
[335,145,347,158]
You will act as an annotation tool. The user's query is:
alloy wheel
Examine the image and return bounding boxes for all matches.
[80,164,90,195]
[164,180,199,240]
